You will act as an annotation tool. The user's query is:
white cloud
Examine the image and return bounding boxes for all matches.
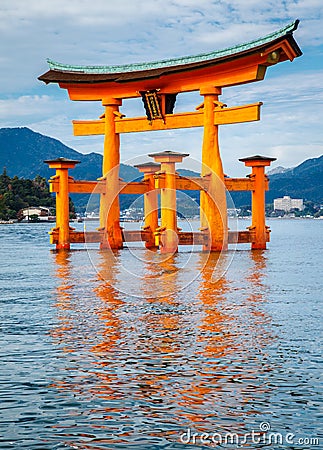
[1,64,322,176]
[0,2,320,91]
[0,0,322,175]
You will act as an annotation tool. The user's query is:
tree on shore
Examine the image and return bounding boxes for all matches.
[0,169,56,220]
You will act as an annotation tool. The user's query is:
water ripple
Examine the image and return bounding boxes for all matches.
[0,221,322,448]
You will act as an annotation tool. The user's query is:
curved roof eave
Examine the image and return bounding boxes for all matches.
[38,20,302,84]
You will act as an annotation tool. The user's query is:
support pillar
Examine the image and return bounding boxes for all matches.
[45,158,80,250]
[239,155,276,249]
[100,98,123,249]
[149,151,188,254]
[200,86,228,252]
[134,162,160,249]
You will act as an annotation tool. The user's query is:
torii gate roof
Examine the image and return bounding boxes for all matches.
[38,20,302,99]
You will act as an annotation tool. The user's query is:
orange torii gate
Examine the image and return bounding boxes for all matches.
[39,20,302,252]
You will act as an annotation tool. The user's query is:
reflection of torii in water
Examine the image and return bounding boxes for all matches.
[40,21,302,252]
[50,248,275,447]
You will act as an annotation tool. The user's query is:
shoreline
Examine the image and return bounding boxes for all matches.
[1,216,323,225]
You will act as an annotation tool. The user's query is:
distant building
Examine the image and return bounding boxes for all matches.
[227,208,239,217]
[274,196,304,212]
[22,206,53,221]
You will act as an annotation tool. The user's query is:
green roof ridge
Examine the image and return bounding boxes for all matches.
[48,20,299,74]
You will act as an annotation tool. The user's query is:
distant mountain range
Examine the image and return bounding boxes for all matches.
[230,154,323,206]
[0,127,139,182]
[267,166,291,175]
[1,127,322,207]
[266,156,323,203]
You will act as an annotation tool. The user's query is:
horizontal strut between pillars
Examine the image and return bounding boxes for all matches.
[49,229,271,245]
[73,102,262,136]
[48,176,268,194]
[49,179,150,195]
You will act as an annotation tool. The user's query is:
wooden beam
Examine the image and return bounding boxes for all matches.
[73,119,105,136]
[73,102,262,136]
[228,230,251,244]
[49,179,104,194]
[227,229,270,244]
[225,177,269,191]
[63,60,268,101]
[49,229,269,245]
[225,178,255,191]
[115,111,203,133]
[122,230,152,242]
[177,230,267,246]
[119,181,148,195]
[153,175,210,191]
[49,179,148,195]
[156,175,262,192]
[214,102,262,125]
[50,230,101,244]
[175,176,209,191]
[176,176,266,192]
[49,176,265,194]
[178,232,209,246]
[50,229,153,244]
[73,112,203,136]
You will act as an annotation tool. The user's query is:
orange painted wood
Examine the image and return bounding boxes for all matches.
[249,167,268,249]
[174,176,210,191]
[178,232,209,246]
[122,230,152,242]
[55,168,71,249]
[72,103,262,136]
[115,111,203,133]
[200,92,228,251]
[50,179,149,195]
[62,57,267,100]
[159,162,178,254]
[73,120,105,136]
[214,102,262,125]
[49,179,101,193]
[225,178,257,191]
[50,229,153,244]
[119,181,148,195]
[100,101,123,249]
[141,172,159,248]
[51,230,102,244]
[49,229,269,246]
[175,176,260,192]
[49,175,264,195]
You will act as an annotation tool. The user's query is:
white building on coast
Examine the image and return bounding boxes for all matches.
[274,196,304,212]
[21,206,54,221]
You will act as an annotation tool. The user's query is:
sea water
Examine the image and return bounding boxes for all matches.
[0,219,322,449]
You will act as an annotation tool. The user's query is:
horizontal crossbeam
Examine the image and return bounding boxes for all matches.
[49,229,270,245]
[49,175,266,194]
[49,179,150,194]
[73,103,262,136]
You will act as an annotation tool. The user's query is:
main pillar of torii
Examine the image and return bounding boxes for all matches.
[38,21,302,251]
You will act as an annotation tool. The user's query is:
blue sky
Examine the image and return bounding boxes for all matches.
[0,0,322,176]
